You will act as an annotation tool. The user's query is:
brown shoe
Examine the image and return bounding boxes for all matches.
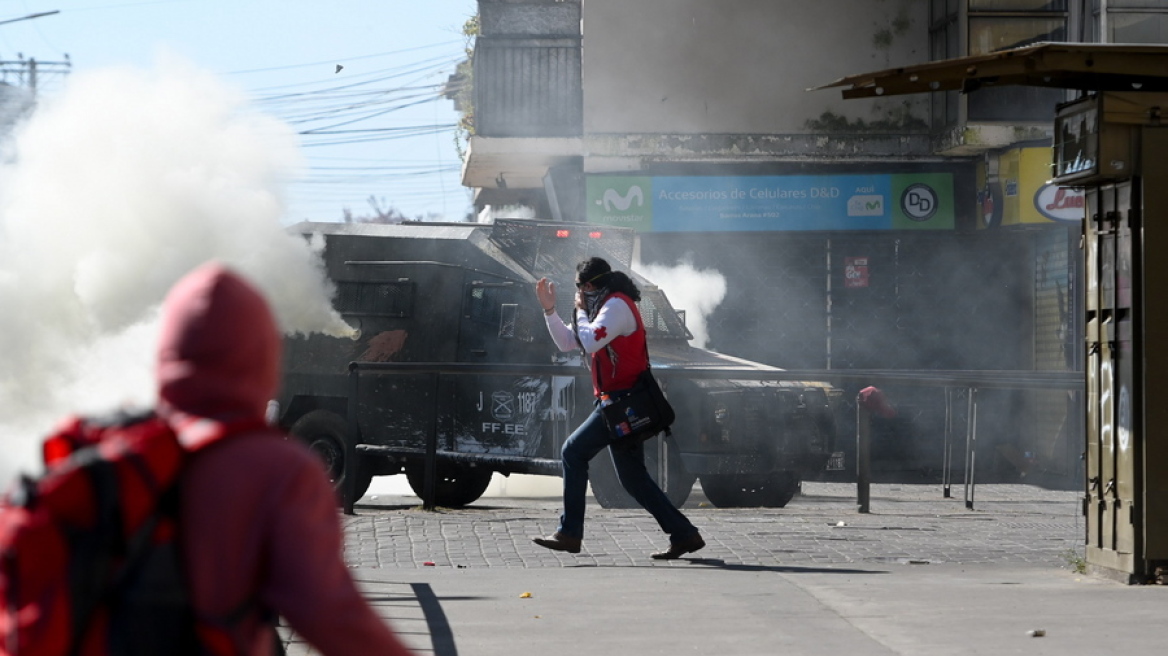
[651,533,706,560]
[532,532,582,554]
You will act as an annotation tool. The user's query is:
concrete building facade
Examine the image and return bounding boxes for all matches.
[454,1,1168,487]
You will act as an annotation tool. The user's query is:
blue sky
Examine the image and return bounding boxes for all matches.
[0,0,478,223]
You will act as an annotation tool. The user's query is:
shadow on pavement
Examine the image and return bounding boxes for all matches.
[412,582,458,656]
[686,559,889,575]
[281,579,462,656]
[559,560,889,575]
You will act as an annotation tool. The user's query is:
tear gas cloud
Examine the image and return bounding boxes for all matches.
[476,204,537,223]
[635,258,726,349]
[475,204,728,348]
[0,56,352,485]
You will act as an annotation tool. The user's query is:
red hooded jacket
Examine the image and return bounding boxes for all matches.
[156,262,414,656]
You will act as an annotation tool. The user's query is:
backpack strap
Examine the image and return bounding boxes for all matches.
[68,456,125,653]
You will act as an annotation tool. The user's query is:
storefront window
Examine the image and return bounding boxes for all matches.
[969,17,1067,54]
[930,1,960,130]
[1108,0,1168,8]
[969,0,1067,10]
[966,4,1068,123]
[929,0,1073,128]
[1111,11,1168,42]
[968,86,1067,121]
[1087,0,1103,41]
[1093,1,1168,43]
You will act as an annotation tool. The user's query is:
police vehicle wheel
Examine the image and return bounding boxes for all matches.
[699,472,800,508]
[590,434,696,509]
[289,410,373,501]
[405,463,493,508]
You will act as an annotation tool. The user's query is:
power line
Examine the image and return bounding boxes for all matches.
[250,55,458,99]
[228,40,461,76]
[232,42,469,220]
[0,11,60,27]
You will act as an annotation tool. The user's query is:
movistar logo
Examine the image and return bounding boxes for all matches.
[597,186,644,212]
[847,194,884,217]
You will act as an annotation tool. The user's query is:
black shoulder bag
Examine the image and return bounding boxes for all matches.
[600,366,675,443]
[574,306,675,443]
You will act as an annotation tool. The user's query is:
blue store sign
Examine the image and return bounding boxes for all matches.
[586,173,954,232]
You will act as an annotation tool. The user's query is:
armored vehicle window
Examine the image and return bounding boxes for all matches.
[336,281,415,317]
[488,220,636,279]
[639,288,693,341]
[467,283,537,342]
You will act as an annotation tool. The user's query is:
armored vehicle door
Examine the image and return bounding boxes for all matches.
[457,276,546,362]
[442,274,565,459]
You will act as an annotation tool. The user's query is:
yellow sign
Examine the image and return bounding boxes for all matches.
[979,147,1085,228]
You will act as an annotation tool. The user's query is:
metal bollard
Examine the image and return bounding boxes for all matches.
[963,387,979,510]
[942,387,954,498]
[856,400,871,514]
[343,363,361,515]
[422,373,441,511]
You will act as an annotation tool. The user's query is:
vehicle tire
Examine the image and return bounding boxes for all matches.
[699,471,800,508]
[590,434,696,509]
[405,463,494,508]
[288,410,373,501]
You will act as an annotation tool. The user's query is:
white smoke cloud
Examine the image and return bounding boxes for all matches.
[635,258,726,349]
[476,204,536,224]
[0,56,352,485]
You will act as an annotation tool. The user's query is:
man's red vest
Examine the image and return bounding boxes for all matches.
[589,292,649,395]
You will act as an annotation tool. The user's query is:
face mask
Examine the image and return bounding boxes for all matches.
[582,288,607,318]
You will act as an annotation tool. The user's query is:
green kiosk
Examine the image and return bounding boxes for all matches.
[820,43,1168,583]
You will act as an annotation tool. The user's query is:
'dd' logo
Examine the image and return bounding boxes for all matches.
[900,183,938,221]
[597,186,644,212]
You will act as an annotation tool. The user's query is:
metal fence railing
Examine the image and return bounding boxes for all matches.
[340,361,1084,514]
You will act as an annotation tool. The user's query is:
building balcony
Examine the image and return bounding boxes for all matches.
[473,37,582,139]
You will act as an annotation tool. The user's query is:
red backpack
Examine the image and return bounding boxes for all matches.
[0,411,224,656]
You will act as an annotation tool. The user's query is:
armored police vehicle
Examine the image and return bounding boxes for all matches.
[277,219,841,508]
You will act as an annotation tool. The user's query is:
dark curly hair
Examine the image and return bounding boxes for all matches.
[576,257,640,302]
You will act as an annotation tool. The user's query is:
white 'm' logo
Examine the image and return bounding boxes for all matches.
[597,186,644,211]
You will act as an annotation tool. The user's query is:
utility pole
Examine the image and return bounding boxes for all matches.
[0,56,71,96]
[0,10,68,97]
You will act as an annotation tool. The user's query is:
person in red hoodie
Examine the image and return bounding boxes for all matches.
[157,261,416,656]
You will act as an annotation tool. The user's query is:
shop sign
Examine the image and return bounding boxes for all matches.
[844,257,869,289]
[984,147,1080,227]
[1034,184,1086,222]
[586,173,955,232]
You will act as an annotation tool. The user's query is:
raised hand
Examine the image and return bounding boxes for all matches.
[535,278,557,311]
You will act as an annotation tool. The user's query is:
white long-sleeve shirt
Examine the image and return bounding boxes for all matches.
[545,295,638,354]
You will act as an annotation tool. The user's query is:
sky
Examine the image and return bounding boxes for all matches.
[0,0,476,484]
[0,1,724,498]
[0,0,478,224]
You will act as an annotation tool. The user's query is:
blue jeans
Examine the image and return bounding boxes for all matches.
[557,405,699,544]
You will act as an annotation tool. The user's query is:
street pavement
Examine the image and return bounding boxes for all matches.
[282,481,1168,656]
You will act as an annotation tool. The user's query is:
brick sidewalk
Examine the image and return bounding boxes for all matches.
[341,482,1084,570]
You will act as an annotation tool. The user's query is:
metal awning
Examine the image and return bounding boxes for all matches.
[813,42,1168,98]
